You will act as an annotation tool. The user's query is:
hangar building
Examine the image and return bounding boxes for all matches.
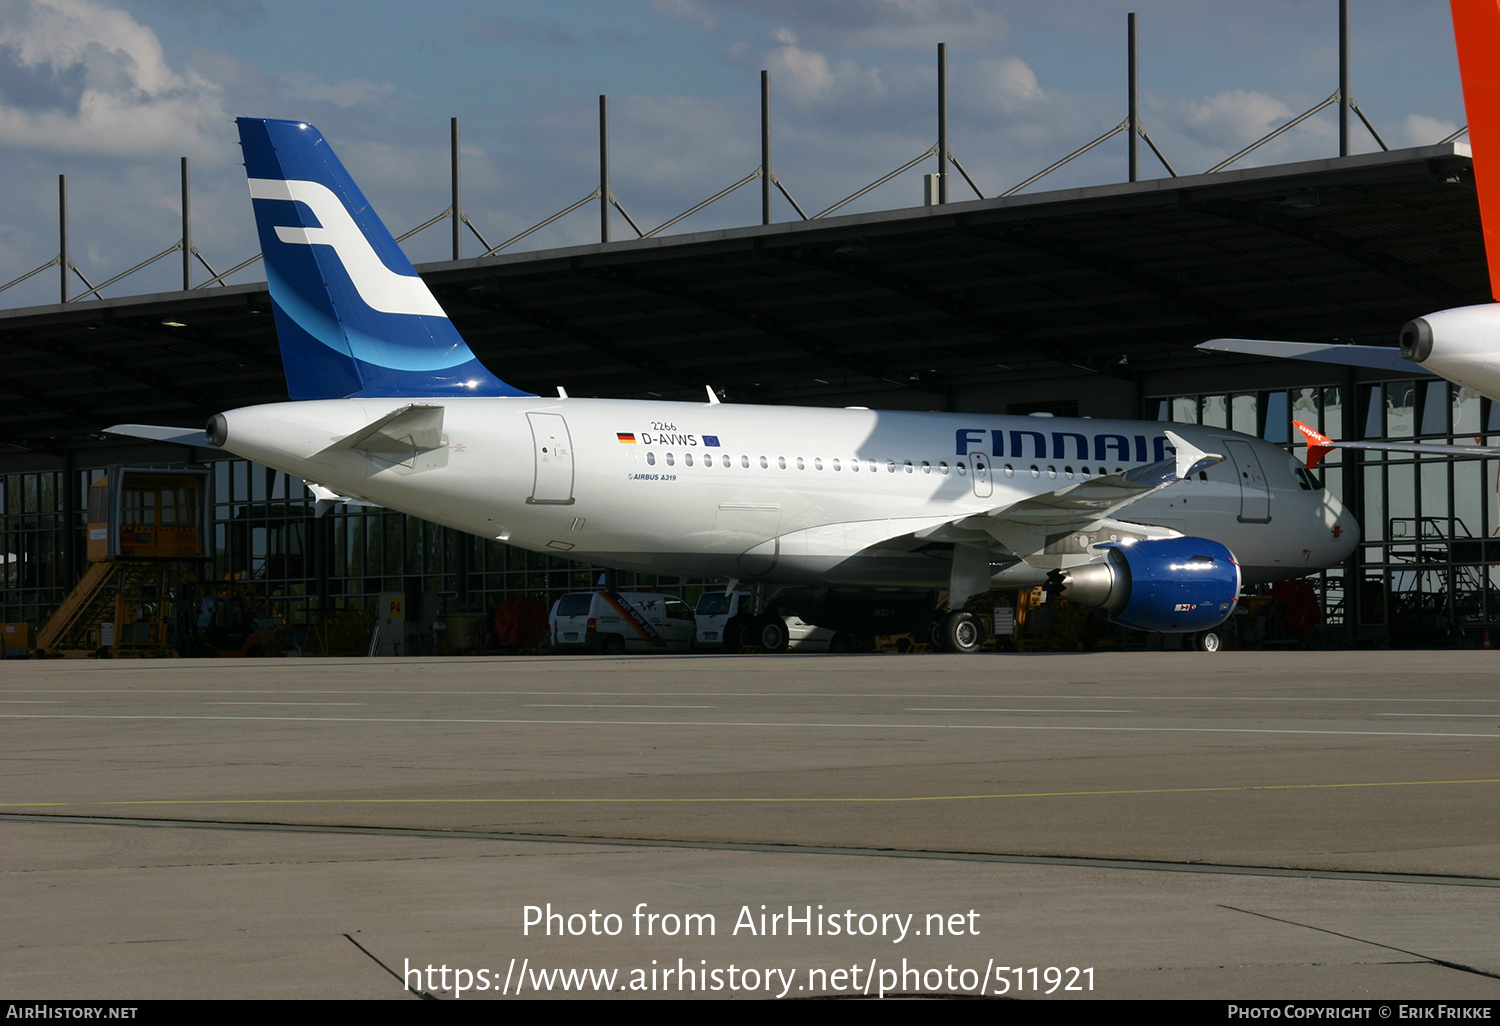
[0,139,1490,651]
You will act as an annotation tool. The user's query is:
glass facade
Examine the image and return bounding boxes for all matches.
[0,458,702,651]
[6,390,1500,650]
[1152,382,1500,647]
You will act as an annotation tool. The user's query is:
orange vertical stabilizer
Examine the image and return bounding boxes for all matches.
[1452,0,1500,300]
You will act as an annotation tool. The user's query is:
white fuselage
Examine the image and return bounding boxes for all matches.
[215,397,1358,589]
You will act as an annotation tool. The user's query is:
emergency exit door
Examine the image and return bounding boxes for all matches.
[527,413,575,505]
[1225,440,1270,523]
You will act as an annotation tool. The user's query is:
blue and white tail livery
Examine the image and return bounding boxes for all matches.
[237,117,531,401]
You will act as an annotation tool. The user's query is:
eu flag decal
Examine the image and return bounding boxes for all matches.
[703,435,721,447]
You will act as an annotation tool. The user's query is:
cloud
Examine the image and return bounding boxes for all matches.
[1182,89,1298,150]
[463,13,581,46]
[0,42,86,113]
[1172,87,1349,167]
[766,28,835,96]
[1398,113,1461,148]
[0,0,227,158]
[653,0,718,34]
[278,73,400,112]
[661,0,1008,51]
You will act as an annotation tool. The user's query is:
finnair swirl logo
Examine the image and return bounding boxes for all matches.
[248,177,445,318]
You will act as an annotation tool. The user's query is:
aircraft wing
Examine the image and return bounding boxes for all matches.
[104,423,214,447]
[1197,338,1436,376]
[912,429,1222,562]
[1294,420,1500,469]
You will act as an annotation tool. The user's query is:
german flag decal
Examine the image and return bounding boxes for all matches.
[617,432,636,443]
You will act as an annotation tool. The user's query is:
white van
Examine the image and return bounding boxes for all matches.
[546,591,695,654]
[694,590,753,651]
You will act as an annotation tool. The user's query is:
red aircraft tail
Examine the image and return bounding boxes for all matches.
[1451,0,1500,300]
[1292,420,1336,470]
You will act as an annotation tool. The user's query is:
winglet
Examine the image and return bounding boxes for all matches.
[1164,429,1223,479]
[1452,0,1500,301]
[1292,420,1336,470]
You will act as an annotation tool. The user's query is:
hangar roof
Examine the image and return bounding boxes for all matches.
[0,142,1484,459]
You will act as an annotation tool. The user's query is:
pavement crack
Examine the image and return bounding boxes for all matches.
[1217,904,1500,980]
[343,933,439,999]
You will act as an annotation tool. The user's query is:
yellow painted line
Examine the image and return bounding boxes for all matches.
[4,778,1499,807]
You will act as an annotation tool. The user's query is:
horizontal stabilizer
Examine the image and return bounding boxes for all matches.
[1197,338,1434,376]
[316,404,445,455]
[104,424,214,447]
[306,482,382,517]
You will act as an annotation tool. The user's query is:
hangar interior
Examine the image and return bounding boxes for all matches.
[0,139,1492,651]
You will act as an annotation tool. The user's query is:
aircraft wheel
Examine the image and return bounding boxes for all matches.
[1197,630,1223,653]
[756,615,790,653]
[940,610,985,654]
[601,634,627,656]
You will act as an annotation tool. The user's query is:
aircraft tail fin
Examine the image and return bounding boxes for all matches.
[1292,420,1337,470]
[236,118,531,400]
[1452,0,1500,301]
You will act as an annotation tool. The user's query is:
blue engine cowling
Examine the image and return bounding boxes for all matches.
[1047,537,1240,633]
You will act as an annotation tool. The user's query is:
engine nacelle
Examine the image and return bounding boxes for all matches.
[1400,303,1500,399]
[1047,537,1240,633]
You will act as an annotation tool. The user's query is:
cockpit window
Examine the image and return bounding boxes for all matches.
[1295,467,1320,491]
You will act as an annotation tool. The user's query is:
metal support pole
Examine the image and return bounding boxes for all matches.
[181,157,191,290]
[63,454,77,594]
[58,174,67,303]
[1128,13,1139,182]
[451,117,462,260]
[1339,0,1349,157]
[937,42,948,204]
[599,95,610,244]
[761,70,772,225]
[1341,365,1361,641]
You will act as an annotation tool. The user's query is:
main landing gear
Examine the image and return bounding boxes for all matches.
[753,614,790,653]
[932,609,986,654]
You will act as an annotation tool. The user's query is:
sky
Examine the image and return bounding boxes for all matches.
[0,0,1468,310]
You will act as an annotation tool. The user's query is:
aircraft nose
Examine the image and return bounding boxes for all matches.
[1331,501,1360,560]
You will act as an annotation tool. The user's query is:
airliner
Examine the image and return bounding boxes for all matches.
[109,117,1357,653]
[1200,0,1500,465]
